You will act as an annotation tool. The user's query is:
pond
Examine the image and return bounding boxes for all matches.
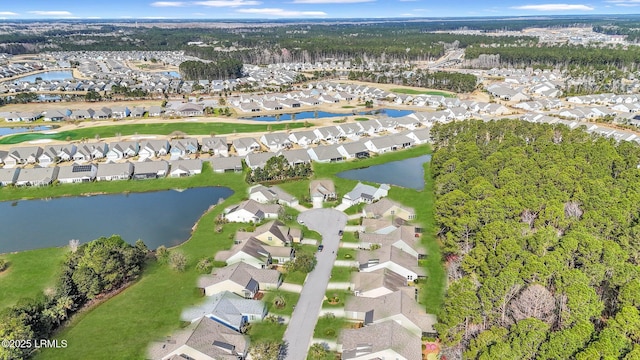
[0,126,52,136]
[240,108,413,122]
[0,186,233,254]
[163,71,181,78]
[337,154,432,190]
[13,71,75,83]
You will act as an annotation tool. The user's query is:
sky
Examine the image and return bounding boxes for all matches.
[0,0,638,19]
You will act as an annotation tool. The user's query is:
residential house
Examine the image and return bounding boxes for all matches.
[337,123,365,141]
[338,320,422,360]
[69,109,95,120]
[170,138,199,159]
[288,130,320,147]
[280,149,312,166]
[93,107,112,120]
[197,261,282,297]
[337,141,370,160]
[169,159,202,177]
[0,167,20,186]
[148,106,164,117]
[352,269,411,298]
[73,143,108,162]
[111,106,130,118]
[241,220,294,247]
[357,245,425,282]
[38,144,77,165]
[233,137,261,157]
[180,291,266,333]
[56,163,97,184]
[307,144,344,163]
[358,226,425,259]
[133,159,169,179]
[224,200,283,223]
[309,179,337,203]
[106,141,139,161]
[245,152,275,170]
[215,237,273,269]
[260,133,292,152]
[42,109,67,122]
[201,137,229,157]
[138,140,170,159]
[147,317,250,360]
[130,107,146,118]
[342,182,390,206]
[15,166,59,187]
[95,162,134,181]
[175,103,204,117]
[4,146,43,166]
[406,128,431,144]
[313,126,343,144]
[208,156,243,173]
[363,198,416,221]
[345,290,437,336]
[249,185,298,207]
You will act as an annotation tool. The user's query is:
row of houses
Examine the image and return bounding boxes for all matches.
[0,105,164,122]
[0,157,242,187]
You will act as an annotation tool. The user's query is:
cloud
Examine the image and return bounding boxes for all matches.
[151,1,187,6]
[27,11,73,16]
[291,0,373,3]
[194,0,261,6]
[237,7,327,16]
[0,12,18,16]
[606,0,640,6]
[511,3,594,11]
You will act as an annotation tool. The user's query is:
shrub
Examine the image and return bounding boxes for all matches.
[196,257,214,274]
[156,245,169,264]
[0,258,7,272]
[168,251,187,272]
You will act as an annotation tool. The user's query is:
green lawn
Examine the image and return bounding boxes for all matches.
[313,315,348,340]
[330,266,357,283]
[323,290,351,308]
[341,231,359,243]
[262,290,301,316]
[247,321,287,343]
[34,171,250,360]
[0,121,306,145]
[390,88,456,97]
[336,247,356,261]
[282,270,307,285]
[354,117,369,121]
[0,247,68,309]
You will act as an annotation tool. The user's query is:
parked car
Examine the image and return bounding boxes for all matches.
[318,244,324,252]
[338,230,344,236]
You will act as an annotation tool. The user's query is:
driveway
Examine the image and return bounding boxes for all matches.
[282,208,347,360]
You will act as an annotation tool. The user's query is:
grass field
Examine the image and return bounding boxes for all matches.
[0,121,306,145]
[330,266,356,283]
[390,88,456,98]
[262,290,301,316]
[313,315,348,340]
[34,169,249,360]
[0,247,68,309]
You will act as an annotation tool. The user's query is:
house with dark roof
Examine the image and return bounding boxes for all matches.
[147,317,250,360]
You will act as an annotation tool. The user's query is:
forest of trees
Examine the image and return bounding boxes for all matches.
[465,44,640,71]
[178,59,243,81]
[347,69,477,93]
[0,236,148,359]
[430,120,640,359]
[245,155,313,183]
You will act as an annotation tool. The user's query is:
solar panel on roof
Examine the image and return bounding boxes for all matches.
[72,165,92,173]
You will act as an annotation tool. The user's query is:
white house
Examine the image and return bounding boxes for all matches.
[342,182,390,206]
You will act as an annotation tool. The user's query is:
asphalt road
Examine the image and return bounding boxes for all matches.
[282,208,347,360]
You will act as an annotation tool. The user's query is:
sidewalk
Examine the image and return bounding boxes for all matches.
[279,282,304,293]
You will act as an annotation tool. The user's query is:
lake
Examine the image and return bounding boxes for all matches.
[0,126,52,136]
[163,71,181,78]
[13,71,75,83]
[240,108,413,122]
[337,154,432,190]
[0,187,233,253]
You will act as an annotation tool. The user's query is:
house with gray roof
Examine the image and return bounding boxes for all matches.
[338,320,422,360]
[342,182,389,206]
[180,291,266,333]
[147,106,164,117]
[288,130,320,147]
[249,185,298,207]
[208,156,243,173]
[38,144,77,165]
[201,137,229,157]
[133,159,168,179]
[42,109,67,122]
[345,290,437,336]
[73,143,108,162]
[106,141,139,161]
[70,108,95,120]
[96,162,134,181]
[245,152,275,170]
[260,133,292,152]
[57,163,97,184]
[215,237,273,269]
[363,198,416,221]
[170,138,199,159]
[337,140,370,160]
[224,199,283,223]
[111,106,130,118]
[357,245,425,282]
[309,179,336,203]
[351,268,410,298]
[169,159,202,177]
[175,103,204,117]
[232,137,261,157]
[15,166,59,187]
[147,317,250,360]
[4,146,43,167]
[0,167,20,186]
[138,139,170,159]
[337,123,365,140]
[280,148,311,166]
[313,126,344,144]
[406,128,430,144]
[130,107,146,118]
[198,261,282,297]
[307,144,344,163]
[93,107,112,119]
[359,226,425,259]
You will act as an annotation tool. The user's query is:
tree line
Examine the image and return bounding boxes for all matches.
[0,236,148,360]
[431,119,640,359]
[178,59,243,81]
[245,155,312,184]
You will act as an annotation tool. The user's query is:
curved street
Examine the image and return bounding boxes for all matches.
[282,208,347,360]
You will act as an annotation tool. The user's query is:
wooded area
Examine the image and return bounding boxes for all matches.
[431,120,640,359]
